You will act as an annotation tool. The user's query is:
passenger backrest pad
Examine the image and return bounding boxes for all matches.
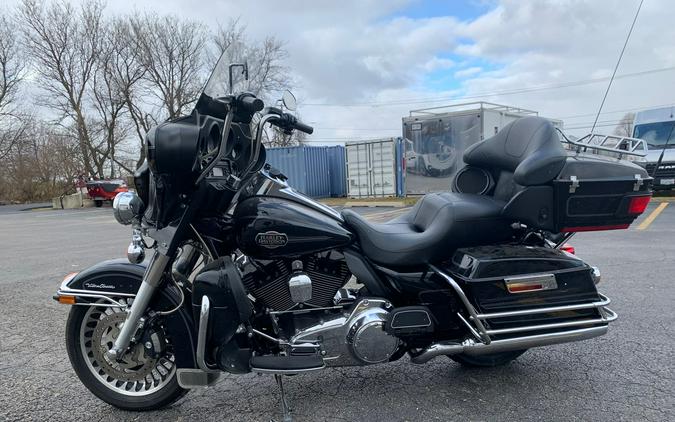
[463,116,568,186]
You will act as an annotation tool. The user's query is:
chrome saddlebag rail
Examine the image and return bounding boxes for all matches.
[416,265,618,362]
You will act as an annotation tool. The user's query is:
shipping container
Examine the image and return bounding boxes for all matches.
[402,102,563,195]
[265,145,347,198]
[345,138,405,198]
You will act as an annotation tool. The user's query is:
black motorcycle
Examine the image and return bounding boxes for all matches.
[55,54,653,419]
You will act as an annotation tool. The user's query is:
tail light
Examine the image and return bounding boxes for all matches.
[561,243,575,254]
[627,195,651,215]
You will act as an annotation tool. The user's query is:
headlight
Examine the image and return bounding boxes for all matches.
[112,192,143,225]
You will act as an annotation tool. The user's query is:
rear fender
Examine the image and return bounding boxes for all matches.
[56,259,198,369]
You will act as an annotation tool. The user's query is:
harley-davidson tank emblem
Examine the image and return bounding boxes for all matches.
[255,231,288,249]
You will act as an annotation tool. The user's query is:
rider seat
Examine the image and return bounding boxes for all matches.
[342,192,512,267]
[342,117,569,267]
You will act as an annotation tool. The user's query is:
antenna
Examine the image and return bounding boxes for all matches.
[591,0,644,133]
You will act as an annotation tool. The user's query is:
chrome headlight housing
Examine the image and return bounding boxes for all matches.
[112,191,143,225]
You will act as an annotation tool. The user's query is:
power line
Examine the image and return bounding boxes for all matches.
[560,102,675,120]
[304,65,675,108]
[591,0,644,132]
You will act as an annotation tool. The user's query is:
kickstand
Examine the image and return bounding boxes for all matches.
[273,374,292,422]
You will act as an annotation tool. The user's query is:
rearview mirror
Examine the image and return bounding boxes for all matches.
[282,90,297,111]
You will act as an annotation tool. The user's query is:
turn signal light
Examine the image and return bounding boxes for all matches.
[627,195,651,215]
[57,295,76,305]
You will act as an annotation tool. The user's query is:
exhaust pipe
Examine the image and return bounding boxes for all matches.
[410,325,608,364]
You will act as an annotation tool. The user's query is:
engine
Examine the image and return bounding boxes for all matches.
[238,250,351,311]
[291,298,401,366]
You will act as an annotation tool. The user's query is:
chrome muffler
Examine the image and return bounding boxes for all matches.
[410,325,609,364]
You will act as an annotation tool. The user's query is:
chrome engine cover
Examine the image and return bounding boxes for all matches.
[290,298,400,366]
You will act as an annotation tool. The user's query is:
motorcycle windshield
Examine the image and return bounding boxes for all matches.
[192,52,239,119]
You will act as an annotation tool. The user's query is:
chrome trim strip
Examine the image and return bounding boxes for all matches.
[196,296,220,374]
[58,286,136,298]
[484,307,617,335]
[474,294,611,320]
[250,366,325,375]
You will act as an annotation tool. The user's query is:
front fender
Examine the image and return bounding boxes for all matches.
[55,259,198,369]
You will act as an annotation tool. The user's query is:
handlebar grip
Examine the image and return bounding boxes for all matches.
[238,95,264,113]
[293,120,314,135]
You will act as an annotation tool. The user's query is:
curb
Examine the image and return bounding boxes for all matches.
[342,201,407,208]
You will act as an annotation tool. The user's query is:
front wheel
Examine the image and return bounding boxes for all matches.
[65,301,187,410]
[449,350,527,367]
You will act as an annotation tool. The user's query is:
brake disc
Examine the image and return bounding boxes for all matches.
[91,312,157,382]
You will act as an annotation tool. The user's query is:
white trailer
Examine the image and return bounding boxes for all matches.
[402,102,562,195]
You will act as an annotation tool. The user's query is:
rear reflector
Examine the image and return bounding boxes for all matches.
[561,243,575,254]
[627,195,651,215]
[561,224,630,232]
[505,274,558,294]
[507,283,544,293]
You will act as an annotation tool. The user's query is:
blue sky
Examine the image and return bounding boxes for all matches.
[391,0,494,21]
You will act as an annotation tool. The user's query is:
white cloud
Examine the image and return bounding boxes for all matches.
[454,66,482,78]
[6,0,675,141]
[422,57,456,72]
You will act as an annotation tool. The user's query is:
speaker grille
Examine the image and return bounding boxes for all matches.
[454,166,492,195]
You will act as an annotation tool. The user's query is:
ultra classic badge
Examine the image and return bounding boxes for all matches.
[255,231,288,249]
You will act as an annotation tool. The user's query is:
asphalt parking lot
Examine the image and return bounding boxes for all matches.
[0,202,674,421]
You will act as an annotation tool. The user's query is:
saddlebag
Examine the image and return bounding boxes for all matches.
[445,245,606,333]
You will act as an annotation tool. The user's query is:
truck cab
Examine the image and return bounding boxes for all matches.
[633,106,675,190]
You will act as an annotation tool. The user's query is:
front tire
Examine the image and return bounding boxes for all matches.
[449,350,527,367]
[65,302,187,410]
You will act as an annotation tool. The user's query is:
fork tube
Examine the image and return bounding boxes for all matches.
[108,252,170,359]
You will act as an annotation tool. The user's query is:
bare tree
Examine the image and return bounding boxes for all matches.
[19,0,105,177]
[89,19,142,177]
[0,12,26,159]
[614,112,635,137]
[2,118,80,202]
[131,14,207,120]
[107,18,155,168]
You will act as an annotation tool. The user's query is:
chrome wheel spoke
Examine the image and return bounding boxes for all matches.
[79,299,175,397]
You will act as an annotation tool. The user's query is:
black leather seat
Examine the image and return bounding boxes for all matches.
[342,117,567,267]
[342,193,512,267]
[463,116,567,187]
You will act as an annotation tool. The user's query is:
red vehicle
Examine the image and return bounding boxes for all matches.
[85,179,128,207]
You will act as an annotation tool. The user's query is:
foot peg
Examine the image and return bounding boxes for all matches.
[176,369,220,388]
[251,354,324,374]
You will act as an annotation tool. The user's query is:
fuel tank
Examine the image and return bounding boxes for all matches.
[233,195,354,259]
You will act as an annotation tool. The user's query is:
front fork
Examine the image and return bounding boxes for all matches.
[107,252,170,360]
